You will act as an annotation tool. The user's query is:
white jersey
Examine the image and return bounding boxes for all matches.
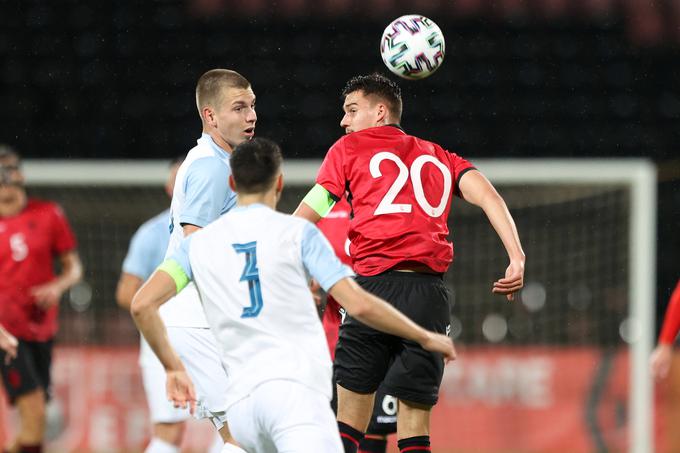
[168,204,353,411]
[160,133,236,328]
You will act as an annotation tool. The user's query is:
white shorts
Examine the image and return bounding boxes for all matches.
[140,339,191,424]
[167,327,230,419]
[225,380,342,453]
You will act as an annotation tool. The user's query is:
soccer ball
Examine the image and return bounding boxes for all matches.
[380,15,445,80]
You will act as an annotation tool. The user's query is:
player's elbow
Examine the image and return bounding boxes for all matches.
[342,290,374,320]
[130,290,152,320]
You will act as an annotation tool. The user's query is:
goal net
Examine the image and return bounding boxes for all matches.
[20,158,655,453]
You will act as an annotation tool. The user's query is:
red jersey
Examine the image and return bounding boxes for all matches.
[317,198,352,360]
[0,199,77,341]
[658,280,680,345]
[316,125,475,276]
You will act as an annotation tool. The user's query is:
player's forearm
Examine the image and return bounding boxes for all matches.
[355,295,430,345]
[131,305,185,372]
[115,274,143,309]
[331,279,429,344]
[479,192,525,263]
[55,252,83,292]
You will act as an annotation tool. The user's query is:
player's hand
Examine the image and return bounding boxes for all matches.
[651,344,673,381]
[0,326,18,364]
[421,332,457,363]
[30,281,65,309]
[492,260,525,301]
[309,279,322,307]
[166,370,197,415]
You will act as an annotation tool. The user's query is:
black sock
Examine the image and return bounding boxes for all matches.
[359,436,387,453]
[398,435,430,452]
[19,445,43,453]
[338,421,364,453]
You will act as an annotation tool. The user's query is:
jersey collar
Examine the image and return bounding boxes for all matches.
[198,133,230,160]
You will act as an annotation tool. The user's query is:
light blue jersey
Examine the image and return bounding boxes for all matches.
[122,209,171,280]
[165,204,354,410]
[161,133,237,327]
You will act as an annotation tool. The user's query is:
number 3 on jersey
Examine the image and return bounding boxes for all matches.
[232,241,263,318]
[370,151,452,217]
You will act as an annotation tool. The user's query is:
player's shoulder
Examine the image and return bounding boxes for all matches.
[25,198,65,216]
[136,209,170,236]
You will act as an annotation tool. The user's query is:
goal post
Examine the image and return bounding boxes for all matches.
[22,158,656,453]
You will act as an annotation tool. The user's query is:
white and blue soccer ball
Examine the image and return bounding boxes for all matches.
[380,15,446,80]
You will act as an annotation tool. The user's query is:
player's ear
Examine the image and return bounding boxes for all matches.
[202,106,216,127]
[276,173,284,193]
[376,102,387,125]
[274,173,284,203]
[228,175,237,191]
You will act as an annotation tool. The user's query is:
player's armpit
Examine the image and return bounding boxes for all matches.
[182,223,201,236]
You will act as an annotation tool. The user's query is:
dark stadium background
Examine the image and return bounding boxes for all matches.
[1,0,677,334]
[0,1,679,451]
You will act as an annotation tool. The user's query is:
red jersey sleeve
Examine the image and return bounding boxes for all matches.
[447,151,476,197]
[316,139,347,200]
[659,280,680,345]
[49,203,77,255]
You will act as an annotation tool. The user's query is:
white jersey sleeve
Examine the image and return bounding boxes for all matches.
[300,222,354,291]
[161,134,236,328]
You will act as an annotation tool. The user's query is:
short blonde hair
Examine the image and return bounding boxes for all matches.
[195,69,251,115]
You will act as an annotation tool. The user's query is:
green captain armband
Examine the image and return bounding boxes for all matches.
[302,184,337,218]
[157,259,191,293]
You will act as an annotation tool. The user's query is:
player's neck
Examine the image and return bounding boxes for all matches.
[203,129,233,154]
[0,192,27,217]
[236,191,277,210]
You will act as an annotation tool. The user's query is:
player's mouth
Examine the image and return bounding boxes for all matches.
[244,127,255,138]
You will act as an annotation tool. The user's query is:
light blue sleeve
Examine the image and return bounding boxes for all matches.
[168,235,194,281]
[122,224,167,280]
[179,157,230,227]
[301,222,354,291]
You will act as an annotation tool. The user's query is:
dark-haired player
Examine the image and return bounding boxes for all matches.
[130,138,455,453]
[317,197,397,453]
[295,73,526,453]
[0,145,83,453]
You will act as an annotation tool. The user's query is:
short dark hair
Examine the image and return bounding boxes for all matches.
[342,73,403,122]
[230,138,283,194]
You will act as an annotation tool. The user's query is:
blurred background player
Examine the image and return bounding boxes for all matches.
[650,280,680,380]
[130,137,456,453]
[316,196,397,453]
[116,157,224,453]
[158,68,256,451]
[294,73,525,453]
[0,145,83,453]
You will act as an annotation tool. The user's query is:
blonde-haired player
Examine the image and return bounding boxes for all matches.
[131,138,455,453]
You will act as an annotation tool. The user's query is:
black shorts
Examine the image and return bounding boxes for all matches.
[0,339,53,404]
[334,271,450,407]
[366,385,397,435]
[331,378,397,435]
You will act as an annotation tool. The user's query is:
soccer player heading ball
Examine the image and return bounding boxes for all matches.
[294,73,526,453]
